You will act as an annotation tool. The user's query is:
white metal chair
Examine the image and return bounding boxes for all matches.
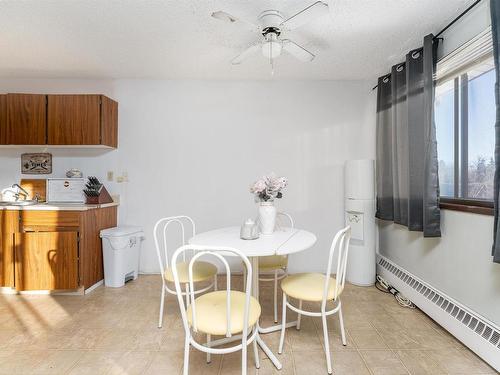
[171,244,263,375]
[153,216,218,328]
[257,212,294,323]
[278,226,351,374]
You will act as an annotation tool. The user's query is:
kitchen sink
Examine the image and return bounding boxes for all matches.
[0,200,39,206]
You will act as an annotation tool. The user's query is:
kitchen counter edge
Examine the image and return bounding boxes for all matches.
[0,202,119,211]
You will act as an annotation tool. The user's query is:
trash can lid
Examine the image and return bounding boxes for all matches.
[100,226,143,238]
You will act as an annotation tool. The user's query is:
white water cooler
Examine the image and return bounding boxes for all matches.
[345,159,376,286]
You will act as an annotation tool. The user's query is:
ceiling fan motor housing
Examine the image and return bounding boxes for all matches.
[259,10,284,35]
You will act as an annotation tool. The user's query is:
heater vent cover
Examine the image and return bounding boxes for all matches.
[378,257,500,353]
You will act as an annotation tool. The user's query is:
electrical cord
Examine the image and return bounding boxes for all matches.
[376,275,415,309]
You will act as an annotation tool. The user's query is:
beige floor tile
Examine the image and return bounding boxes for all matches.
[31,349,82,374]
[359,350,409,375]
[186,351,222,375]
[330,351,372,375]
[287,325,323,352]
[377,327,423,350]
[67,351,124,375]
[107,351,156,375]
[94,329,140,350]
[0,349,45,374]
[218,349,260,375]
[325,328,356,351]
[143,351,184,375]
[257,354,294,375]
[349,328,388,349]
[430,348,497,374]
[395,349,448,375]
[294,350,370,375]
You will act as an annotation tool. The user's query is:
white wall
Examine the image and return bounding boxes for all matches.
[0,79,375,273]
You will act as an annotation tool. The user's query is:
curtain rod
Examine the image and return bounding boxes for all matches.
[433,0,482,39]
[371,0,483,91]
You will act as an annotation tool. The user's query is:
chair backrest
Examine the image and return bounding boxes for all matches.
[322,226,351,308]
[153,216,196,276]
[276,212,294,229]
[171,245,253,339]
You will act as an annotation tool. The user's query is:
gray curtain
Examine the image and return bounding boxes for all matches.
[490,0,500,263]
[376,34,441,237]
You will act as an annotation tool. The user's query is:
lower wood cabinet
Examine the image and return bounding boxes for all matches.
[14,231,79,291]
[0,206,117,292]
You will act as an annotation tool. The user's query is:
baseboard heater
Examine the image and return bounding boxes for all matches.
[377,254,500,372]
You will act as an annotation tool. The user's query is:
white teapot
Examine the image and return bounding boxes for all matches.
[240,218,259,240]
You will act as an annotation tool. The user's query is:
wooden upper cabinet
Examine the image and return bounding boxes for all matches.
[101,95,118,148]
[6,94,47,144]
[1,93,117,147]
[0,95,6,144]
[47,95,100,145]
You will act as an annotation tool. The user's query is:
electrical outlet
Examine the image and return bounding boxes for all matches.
[107,171,114,182]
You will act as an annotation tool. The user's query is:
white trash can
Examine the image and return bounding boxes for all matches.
[100,226,144,287]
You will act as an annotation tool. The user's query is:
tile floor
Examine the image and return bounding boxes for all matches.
[0,275,497,375]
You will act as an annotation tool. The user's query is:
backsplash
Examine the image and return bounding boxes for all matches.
[0,148,123,205]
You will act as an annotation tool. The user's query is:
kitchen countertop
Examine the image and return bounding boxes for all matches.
[0,202,119,211]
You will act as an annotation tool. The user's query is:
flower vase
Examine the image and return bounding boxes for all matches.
[258,201,277,235]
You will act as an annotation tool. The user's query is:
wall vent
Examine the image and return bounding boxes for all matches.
[377,256,500,370]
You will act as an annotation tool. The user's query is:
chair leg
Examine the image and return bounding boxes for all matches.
[278,293,287,354]
[242,337,248,375]
[338,302,347,346]
[296,300,303,330]
[253,333,260,369]
[206,334,211,363]
[183,336,190,375]
[273,270,278,323]
[158,286,166,328]
[321,314,333,374]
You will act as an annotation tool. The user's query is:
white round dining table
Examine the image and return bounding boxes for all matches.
[189,226,317,370]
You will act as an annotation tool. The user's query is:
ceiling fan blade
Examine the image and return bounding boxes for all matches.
[231,43,261,65]
[282,40,315,62]
[211,11,260,32]
[280,1,329,30]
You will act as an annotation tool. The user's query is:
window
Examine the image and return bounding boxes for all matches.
[435,29,495,211]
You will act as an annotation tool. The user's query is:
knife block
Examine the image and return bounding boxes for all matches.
[85,186,114,205]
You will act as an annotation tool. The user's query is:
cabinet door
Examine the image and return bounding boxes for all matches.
[0,211,18,287]
[0,94,6,144]
[14,231,79,291]
[100,95,118,148]
[47,95,100,145]
[6,94,47,144]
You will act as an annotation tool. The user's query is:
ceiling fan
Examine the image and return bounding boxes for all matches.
[211,1,329,69]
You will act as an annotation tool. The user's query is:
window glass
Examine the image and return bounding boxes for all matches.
[435,79,455,198]
[435,58,496,201]
[467,68,495,200]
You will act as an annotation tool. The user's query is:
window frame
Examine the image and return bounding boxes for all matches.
[436,71,495,216]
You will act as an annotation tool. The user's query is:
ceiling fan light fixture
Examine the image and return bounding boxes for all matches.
[262,40,282,59]
[262,33,282,59]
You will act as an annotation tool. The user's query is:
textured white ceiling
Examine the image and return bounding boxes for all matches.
[0,0,473,80]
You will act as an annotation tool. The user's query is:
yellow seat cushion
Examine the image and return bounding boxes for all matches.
[258,255,288,271]
[164,261,217,283]
[281,273,342,302]
[186,290,261,335]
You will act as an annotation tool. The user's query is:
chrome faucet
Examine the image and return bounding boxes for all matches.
[11,184,29,201]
